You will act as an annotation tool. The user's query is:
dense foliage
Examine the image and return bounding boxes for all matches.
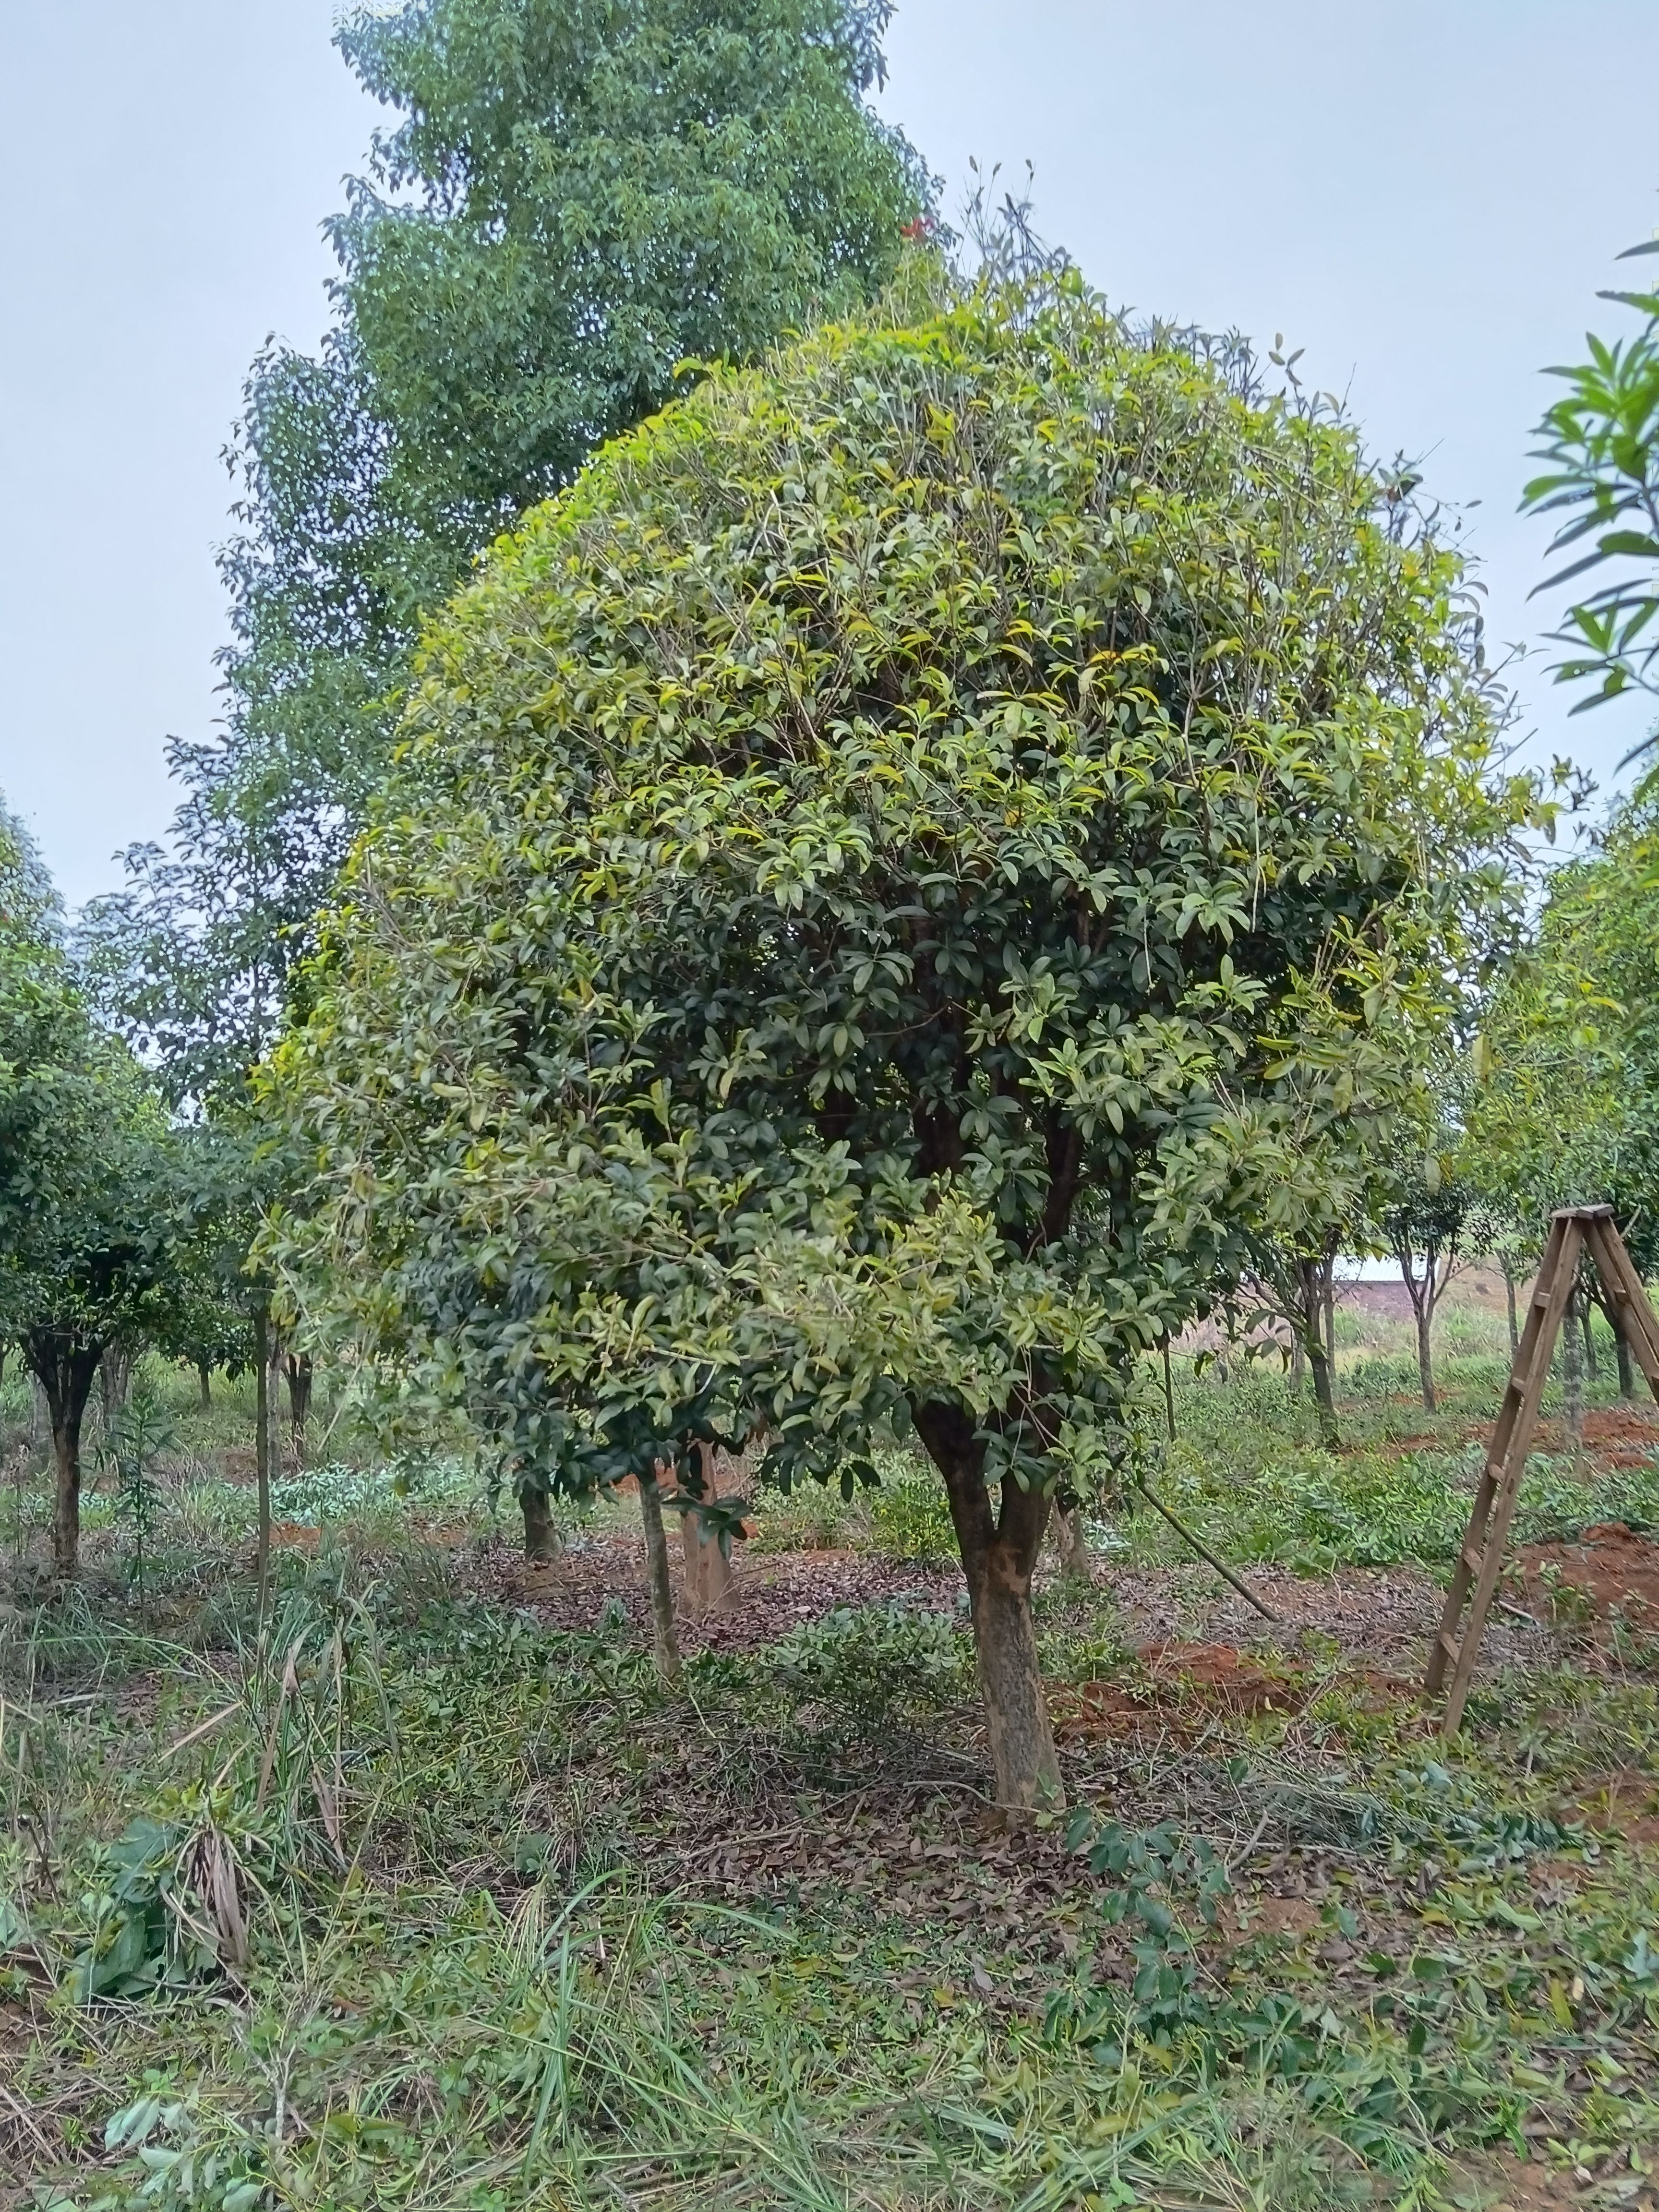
[0,812,188,1574]
[1525,235,1659,740]
[267,274,1537,1803]
[86,0,930,1108]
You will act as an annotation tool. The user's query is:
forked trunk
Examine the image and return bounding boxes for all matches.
[915,1400,1062,1815]
[638,1468,682,1684]
[282,1352,313,1464]
[23,1329,103,1581]
[521,1481,558,1563]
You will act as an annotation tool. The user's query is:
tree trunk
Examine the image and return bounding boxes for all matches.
[520,1480,558,1563]
[1503,1264,1519,1358]
[1307,1338,1341,1449]
[1616,1324,1637,1402]
[914,1399,1062,1815]
[1052,1502,1091,1582]
[254,1302,273,1627]
[1288,1331,1305,1392]
[1415,1307,1437,1413]
[1583,1301,1599,1383]
[638,1468,682,1684]
[1563,1284,1586,1448]
[196,1360,213,1412]
[101,1339,135,1426]
[1297,1257,1340,1447]
[24,1330,103,1580]
[282,1352,313,1465]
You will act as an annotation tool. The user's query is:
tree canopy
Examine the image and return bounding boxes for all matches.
[0,812,189,1575]
[87,0,931,1109]
[266,274,1538,1804]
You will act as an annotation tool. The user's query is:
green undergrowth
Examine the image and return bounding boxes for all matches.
[1116,1364,1659,1576]
[7,1545,1659,2210]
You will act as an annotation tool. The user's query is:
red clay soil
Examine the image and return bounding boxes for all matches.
[1051,1641,1419,1745]
[1517,1520,1659,1630]
[1052,1643,1303,1745]
[1492,1402,1659,1467]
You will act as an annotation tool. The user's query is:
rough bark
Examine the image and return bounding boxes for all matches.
[914,1398,1062,1814]
[24,1329,103,1580]
[1563,1283,1586,1448]
[1616,1324,1637,1402]
[638,1468,683,1684]
[520,1482,558,1563]
[1583,1301,1599,1383]
[196,1360,213,1412]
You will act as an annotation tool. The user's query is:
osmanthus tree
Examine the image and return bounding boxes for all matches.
[1464,782,1659,1393]
[0,821,187,1578]
[265,275,1539,1809]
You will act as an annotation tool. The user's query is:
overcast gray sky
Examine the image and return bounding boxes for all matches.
[4,1,1658,907]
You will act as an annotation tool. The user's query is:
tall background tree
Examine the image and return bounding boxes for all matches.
[85,0,932,1105]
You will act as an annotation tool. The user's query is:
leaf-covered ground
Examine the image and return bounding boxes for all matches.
[7,1293,1659,2210]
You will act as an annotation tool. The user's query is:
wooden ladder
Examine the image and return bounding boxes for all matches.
[1425,1204,1659,1731]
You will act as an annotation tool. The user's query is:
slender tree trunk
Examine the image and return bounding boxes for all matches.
[1297,1257,1340,1447]
[282,1352,313,1466]
[1562,1283,1585,1448]
[1289,1331,1305,1392]
[1322,1270,1336,1375]
[915,1399,1062,1814]
[254,1302,272,1628]
[1307,1339,1341,1447]
[1416,1308,1437,1413]
[1616,1324,1637,1402]
[1052,1501,1091,1582]
[638,1468,682,1684]
[1503,1264,1519,1358]
[24,1331,103,1581]
[1583,1300,1599,1383]
[520,1481,558,1563]
[196,1360,212,1412]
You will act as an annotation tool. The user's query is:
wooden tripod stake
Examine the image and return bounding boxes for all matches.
[1427,1205,1659,1731]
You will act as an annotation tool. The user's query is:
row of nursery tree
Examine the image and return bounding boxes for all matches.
[7,0,1659,1809]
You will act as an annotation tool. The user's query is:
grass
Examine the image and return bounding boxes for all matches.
[6,1292,1659,2208]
